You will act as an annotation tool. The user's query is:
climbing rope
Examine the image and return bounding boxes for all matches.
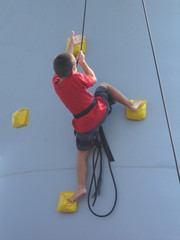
[78,0,117,217]
[142,0,180,183]
[81,0,87,50]
[76,0,87,66]
[87,127,117,217]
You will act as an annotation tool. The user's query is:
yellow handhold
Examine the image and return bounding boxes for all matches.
[12,108,29,128]
[57,192,77,213]
[127,100,147,120]
[66,37,86,56]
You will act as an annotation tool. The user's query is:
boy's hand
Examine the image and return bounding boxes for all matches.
[70,31,82,46]
[67,31,85,55]
[77,51,97,83]
[76,51,85,64]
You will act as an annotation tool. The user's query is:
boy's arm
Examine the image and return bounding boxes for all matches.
[77,51,97,83]
[66,31,82,55]
[66,41,74,55]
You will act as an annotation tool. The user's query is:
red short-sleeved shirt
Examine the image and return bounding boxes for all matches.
[52,72,107,132]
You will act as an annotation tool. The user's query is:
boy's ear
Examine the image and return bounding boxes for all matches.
[71,66,76,74]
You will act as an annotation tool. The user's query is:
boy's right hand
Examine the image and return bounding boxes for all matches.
[76,51,97,83]
[76,51,85,65]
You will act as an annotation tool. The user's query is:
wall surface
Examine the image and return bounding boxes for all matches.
[0,0,180,239]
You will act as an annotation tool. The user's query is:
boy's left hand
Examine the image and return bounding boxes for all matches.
[70,31,84,46]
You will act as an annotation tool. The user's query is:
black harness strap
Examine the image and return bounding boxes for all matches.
[73,99,97,119]
[98,126,114,162]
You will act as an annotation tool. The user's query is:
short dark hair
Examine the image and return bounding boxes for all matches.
[53,53,75,78]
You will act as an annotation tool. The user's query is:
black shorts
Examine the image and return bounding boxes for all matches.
[75,86,115,151]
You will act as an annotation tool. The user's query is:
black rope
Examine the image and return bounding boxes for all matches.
[76,0,87,66]
[78,0,118,216]
[87,127,117,217]
[81,0,87,50]
[142,0,180,183]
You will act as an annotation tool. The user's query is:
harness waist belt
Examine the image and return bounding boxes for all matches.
[73,99,97,119]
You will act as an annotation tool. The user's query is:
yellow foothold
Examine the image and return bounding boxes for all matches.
[66,37,86,56]
[127,100,147,120]
[12,108,29,128]
[57,192,77,213]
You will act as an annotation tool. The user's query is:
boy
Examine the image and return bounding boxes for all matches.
[52,31,141,203]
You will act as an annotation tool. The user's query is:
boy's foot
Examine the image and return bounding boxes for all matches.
[129,101,142,111]
[68,188,87,203]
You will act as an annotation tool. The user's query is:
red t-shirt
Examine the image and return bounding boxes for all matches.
[52,72,107,132]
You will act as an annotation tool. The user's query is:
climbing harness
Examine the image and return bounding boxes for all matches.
[74,108,117,217]
[142,0,180,183]
[76,0,117,217]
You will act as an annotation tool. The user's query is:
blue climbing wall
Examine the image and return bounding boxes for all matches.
[0,0,180,239]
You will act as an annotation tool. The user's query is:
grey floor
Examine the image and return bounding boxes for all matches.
[1,0,180,239]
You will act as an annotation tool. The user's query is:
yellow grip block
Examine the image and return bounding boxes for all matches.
[57,192,77,213]
[127,100,147,120]
[66,37,86,56]
[12,108,29,128]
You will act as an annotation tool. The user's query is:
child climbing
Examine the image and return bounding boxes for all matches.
[52,31,141,203]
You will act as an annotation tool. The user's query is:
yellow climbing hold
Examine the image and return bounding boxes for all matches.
[57,192,77,213]
[127,100,147,120]
[12,108,29,128]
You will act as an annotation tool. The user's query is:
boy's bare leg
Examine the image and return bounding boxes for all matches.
[68,150,89,203]
[100,83,141,111]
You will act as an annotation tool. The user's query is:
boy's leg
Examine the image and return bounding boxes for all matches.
[68,150,89,203]
[100,83,141,111]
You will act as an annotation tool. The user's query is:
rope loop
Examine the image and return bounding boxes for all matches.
[87,127,117,217]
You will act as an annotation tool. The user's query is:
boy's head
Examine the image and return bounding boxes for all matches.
[53,53,76,78]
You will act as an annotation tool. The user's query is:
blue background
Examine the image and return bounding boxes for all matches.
[0,0,180,239]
